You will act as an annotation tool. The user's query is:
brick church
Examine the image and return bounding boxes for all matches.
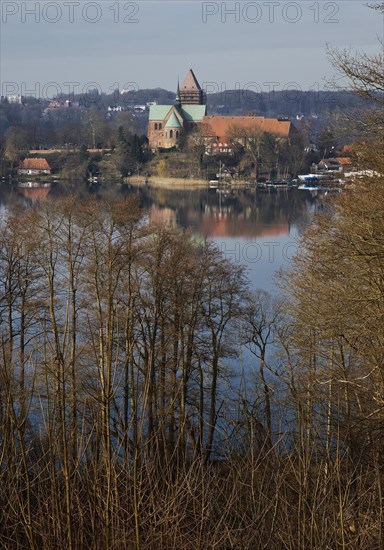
[148,69,296,153]
[148,69,207,151]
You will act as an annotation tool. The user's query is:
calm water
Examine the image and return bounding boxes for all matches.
[0,181,322,292]
[133,185,318,292]
[0,181,324,412]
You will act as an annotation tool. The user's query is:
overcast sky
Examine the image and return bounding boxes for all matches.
[1,1,383,99]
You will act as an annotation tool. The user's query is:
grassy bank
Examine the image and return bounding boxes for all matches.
[125,175,210,188]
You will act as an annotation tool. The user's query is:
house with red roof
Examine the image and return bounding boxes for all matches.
[18,158,52,176]
[317,157,354,173]
[201,115,296,155]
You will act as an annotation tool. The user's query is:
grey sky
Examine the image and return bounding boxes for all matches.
[1,1,382,99]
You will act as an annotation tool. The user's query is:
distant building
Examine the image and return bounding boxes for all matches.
[6,95,22,104]
[46,100,62,110]
[108,105,124,112]
[148,69,207,151]
[18,158,52,176]
[148,69,297,154]
[201,115,297,155]
[317,157,353,173]
[43,99,78,116]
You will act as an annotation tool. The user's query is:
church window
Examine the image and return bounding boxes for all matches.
[159,123,162,130]
[170,129,174,138]
[176,130,179,138]
[154,123,158,130]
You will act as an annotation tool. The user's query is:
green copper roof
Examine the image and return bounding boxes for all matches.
[179,105,206,121]
[165,112,183,128]
[149,103,206,122]
[149,105,172,121]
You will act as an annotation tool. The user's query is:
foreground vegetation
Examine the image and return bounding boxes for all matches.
[1,166,383,548]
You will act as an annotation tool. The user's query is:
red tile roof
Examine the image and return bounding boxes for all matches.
[202,116,294,141]
[335,157,352,165]
[18,158,51,171]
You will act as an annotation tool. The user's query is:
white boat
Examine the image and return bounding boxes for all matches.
[297,174,324,182]
[298,183,325,191]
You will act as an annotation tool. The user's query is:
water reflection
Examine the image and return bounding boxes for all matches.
[125,185,317,292]
[0,181,53,205]
[133,186,310,239]
[0,181,323,291]
[17,185,52,202]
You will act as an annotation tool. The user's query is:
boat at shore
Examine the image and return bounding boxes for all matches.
[298,180,344,191]
[298,182,326,191]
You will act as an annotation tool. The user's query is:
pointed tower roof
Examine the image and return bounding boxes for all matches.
[165,111,183,129]
[175,78,181,106]
[181,69,201,91]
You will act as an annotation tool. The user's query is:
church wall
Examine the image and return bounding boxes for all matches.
[148,120,184,149]
[148,121,165,149]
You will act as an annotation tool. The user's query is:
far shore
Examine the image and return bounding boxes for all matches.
[28,148,111,155]
[124,175,251,189]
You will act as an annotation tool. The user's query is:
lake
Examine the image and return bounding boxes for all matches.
[0,181,323,293]
[128,184,318,293]
[0,180,325,442]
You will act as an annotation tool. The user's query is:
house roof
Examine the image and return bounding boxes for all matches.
[18,158,51,170]
[319,157,353,167]
[181,69,201,91]
[179,104,206,121]
[165,112,183,128]
[149,105,172,121]
[150,104,206,123]
[335,157,352,165]
[318,159,330,165]
[202,116,294,140]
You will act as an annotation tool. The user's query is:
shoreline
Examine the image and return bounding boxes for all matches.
[125,176,210,189]
[124,175,251,190]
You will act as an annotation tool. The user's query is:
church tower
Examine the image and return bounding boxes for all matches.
[179,69,206,105]
[175,78,181,107]
[148,68,207,151]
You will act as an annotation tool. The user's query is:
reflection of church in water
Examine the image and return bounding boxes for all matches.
[144,188,293,239]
